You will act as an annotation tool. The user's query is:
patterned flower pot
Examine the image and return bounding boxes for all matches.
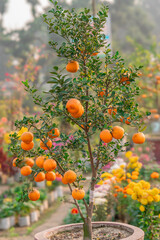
[34,222,144,240]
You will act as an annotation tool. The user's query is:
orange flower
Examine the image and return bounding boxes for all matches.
[151,172,159,179]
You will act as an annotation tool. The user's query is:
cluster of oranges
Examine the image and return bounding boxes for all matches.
[100,126,145,145]
[20,128,60,151]
[126,180,160,212]
[66,98,84,119]
[13,142,85,201]
[21,132,34,151]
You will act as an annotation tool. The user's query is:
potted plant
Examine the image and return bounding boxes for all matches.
[9,1,147,239]
[0,204,14,230]
[18,202,31,227]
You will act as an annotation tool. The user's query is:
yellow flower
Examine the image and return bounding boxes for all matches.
[153,195,160,202]
[101,172,113,179]
[140,198,148,205]
[120,164,125,168]
[46,181,52,186]
[151,188,159,196]
[3,198,12,203]
[127,173,131,178]
[126,188,133,195]
[142,192,148,199]
[97,180,104,185]
[139,205,145,212]
[4,133,11,144]
[17,127,28,138]
[125,151,132,158]
[147,196,153,203]
[131,193,137,200]
[159,214,160,219]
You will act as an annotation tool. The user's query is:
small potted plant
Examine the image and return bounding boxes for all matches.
[18,202,31,227]
[0,204,14,230]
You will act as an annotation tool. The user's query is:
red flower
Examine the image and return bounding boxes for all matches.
[71,208,78,214]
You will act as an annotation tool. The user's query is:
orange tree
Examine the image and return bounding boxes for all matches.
[9,1,149,239]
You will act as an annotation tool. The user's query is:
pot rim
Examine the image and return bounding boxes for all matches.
[34,221,144,240]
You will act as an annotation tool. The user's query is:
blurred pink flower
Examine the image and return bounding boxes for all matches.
[145,147,150,152]
[1,117,7,123]
[138,147,142,152]
[103,143,108,147]
[5,73,10,76]
[130,147,134,151]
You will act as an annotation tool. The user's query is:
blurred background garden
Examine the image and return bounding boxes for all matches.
[0,0,160,239]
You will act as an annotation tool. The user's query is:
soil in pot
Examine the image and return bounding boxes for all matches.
[50,225,131,240]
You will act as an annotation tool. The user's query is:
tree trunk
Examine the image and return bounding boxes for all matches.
[83,217,92,240]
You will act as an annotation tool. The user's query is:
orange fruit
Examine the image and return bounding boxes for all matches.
[21,166,32,176]
[43,159,57,171]
[132,132,145,144]
[48,128,60,139]
[108,108,117,115]
[112,126,124,139]
[62,176,68,184]
[150,109,158,113]
[91,53,98,56]
[21,132,33,144]
[125,117,131,125]
[21,141,34,151]
[72,188,85,200]
[64,170,77,184]
[100,129,112,143]
[25,158,34,167]
[28,189,40,201]
[66,61,79,73]
[45,171,56,181]
[12,158,17,167]
[141,94,147,98]
[71,105,84,118]
[153,114,159,119]
[66,99,82,114]
[55,172,62,179]
[120,74,130,84]
[98,89,106,97]
[36,156,45,168]
[156,76,160,81]
[147,73,152,78]
[40,139,52,150]
[34,172,45,182]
